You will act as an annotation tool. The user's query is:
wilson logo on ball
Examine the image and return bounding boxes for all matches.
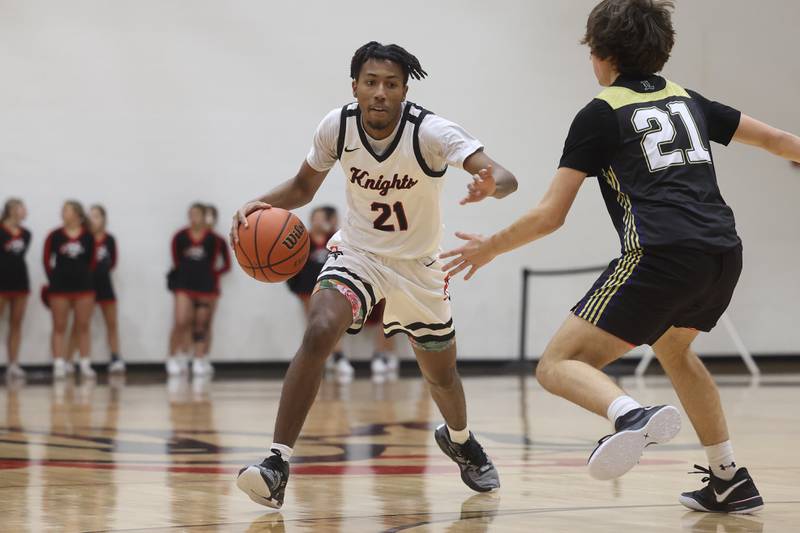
[282,224,306,250]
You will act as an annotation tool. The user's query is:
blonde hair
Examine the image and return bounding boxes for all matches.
[1,198,23,224]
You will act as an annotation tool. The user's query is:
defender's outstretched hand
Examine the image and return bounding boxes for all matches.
[440,232,496,280]
[460,164,497,205]
[230,201,271,247]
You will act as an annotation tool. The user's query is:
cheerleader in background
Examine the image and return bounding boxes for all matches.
[43,201,96,379]
[0,198,31,380]
[166,203,224,377]
[286,206,355,380]
[68,205,125,373]
[196,204,230,362]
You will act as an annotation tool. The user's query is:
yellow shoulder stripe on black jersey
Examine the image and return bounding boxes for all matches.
[596,80,689,110]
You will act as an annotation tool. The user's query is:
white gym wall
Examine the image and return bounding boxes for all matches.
[0,0,798,363]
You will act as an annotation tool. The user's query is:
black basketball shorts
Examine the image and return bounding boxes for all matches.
[572,244,743,346]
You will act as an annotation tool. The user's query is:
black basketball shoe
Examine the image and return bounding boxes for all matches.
[435,424,500,492]
[679,465,764,514]
[588,405,681,480]
[236,452,290,509]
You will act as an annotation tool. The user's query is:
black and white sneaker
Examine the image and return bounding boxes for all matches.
[679,465,764,514]
[435,424,500,492]
[236,452,290,509]
[588,405,681,480]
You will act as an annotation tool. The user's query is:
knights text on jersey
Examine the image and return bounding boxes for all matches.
[313,101,482,260]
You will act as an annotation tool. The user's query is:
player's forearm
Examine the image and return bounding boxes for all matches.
[770,130,800,163]
[492,169,518,199]
[487,207,564,256]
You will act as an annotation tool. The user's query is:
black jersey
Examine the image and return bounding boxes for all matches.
[93,233,117,302]
[43,227,96,294]
[170,228,223,295]
[0,225,32,294]
[559,75,741,253]
[287,233,334,295]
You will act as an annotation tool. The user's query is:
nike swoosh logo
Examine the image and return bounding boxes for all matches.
[714,479,748,503]
[344,146,360,152]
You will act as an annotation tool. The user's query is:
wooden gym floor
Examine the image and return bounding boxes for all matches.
[0,372,798,532]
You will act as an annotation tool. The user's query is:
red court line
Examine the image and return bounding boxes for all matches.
[0,457,683,475]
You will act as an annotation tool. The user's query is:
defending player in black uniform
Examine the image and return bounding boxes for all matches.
[444,0,800,515]
[44,201,97,380]
[167,203,226,377]
[0,198,31,380]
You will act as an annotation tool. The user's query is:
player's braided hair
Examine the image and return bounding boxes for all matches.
[350,41,428,84]
[582,0,675,76]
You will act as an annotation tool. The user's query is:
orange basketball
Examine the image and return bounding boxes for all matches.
[234,208,310,283]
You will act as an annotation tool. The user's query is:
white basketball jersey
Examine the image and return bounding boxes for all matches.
[332,102,448,260]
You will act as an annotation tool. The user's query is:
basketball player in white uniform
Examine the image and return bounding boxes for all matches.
[231,42,518,509]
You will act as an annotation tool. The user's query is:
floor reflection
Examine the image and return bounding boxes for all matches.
[0,374,797,531]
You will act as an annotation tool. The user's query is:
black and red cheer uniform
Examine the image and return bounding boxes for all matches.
[0,225,32,297]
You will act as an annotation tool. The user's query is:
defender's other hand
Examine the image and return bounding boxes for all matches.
[460,164,497,205]
[440,232,496,280]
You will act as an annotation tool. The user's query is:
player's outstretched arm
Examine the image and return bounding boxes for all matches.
[733,115,800,163]
[230,161,329,246]
[441,167,585,280]
[459,151,518,205]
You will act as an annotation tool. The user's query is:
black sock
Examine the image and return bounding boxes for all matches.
[110,353,120,362]
[372,351,386,361]
[332,351,345,362]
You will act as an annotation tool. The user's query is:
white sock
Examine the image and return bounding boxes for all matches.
[705,440,737,480]
[606,395,642,424]
[269,443,293,461]
[447,425,470,444]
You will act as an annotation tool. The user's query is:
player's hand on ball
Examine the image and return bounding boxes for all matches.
[460,164,497,205]
[230,201,272,246]
[440,232,496,280]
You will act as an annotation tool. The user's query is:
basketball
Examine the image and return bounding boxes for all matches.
[234,208,310,283]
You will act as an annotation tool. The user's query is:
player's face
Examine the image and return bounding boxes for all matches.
[13,203,26,222]
[352,59,408,135]
[89,207,105,233]
[310,211,325,234]
[189,207,205,228]
[205,211,217,228]
[62,204,79,226]
[591,52,618,87]
[310,211,335,235]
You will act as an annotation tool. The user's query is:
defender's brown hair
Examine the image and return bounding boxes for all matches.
[582,0,676,76]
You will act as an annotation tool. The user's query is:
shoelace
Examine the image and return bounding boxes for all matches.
[688,464,712,483]
[262,455,288,473]
[461,438,490,468]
